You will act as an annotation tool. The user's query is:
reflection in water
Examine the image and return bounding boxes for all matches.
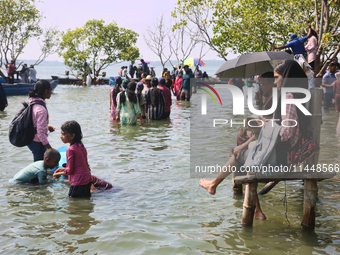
[1,86,340,254]
[66,198,98,235]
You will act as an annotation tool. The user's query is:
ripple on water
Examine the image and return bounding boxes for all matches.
[0,85,340,254]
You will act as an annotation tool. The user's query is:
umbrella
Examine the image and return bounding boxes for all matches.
[182,57,205,67]
[215,51,293,78]
[137,60,150,65]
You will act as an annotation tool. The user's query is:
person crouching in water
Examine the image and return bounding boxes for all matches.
[116,82,144,125]
[13,149,60,184]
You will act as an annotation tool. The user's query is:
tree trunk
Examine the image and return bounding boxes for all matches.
[0,70,8,82]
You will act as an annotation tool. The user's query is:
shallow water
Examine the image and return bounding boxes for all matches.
[0,85,340,254]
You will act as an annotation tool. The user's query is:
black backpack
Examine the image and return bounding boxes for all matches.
[9,100,46,147]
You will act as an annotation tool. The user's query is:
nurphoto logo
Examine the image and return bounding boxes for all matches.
[200,85,311,116]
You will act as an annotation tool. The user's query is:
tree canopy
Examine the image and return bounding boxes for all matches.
[0,0,59,72]
[59,19,140,78]
[173,0,340,76]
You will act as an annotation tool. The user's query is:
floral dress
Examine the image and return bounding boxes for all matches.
[117,92,141,124]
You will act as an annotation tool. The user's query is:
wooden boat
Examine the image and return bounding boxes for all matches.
[3,79,59,96]
[51,75,110,85]
[51,75,80,85]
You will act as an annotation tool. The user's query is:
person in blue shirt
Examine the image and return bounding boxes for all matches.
[140,59,149,75]
[12,149,60,184]
[180,65,194,101]
[275,26,312,56]
[322,63,339,109]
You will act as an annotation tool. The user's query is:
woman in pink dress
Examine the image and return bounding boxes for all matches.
[110,76,122,121]
[174,71,183,101]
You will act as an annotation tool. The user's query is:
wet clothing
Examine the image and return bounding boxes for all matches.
[286,36,308,56]
[13,161,47,184]
[145,88,166,120]
[180,90,191,101]
[174,77,182,100]
[28,141,47,162]
[110,87,121,121]
[117,92,142,124]
[181,72,194,91]
[69,182,91,198]
[137,92,146,118]
[158,85,172,115]
[64,143,92,187]
[91,175,113,190]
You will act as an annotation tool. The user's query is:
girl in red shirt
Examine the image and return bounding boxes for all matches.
[53,121,92,198]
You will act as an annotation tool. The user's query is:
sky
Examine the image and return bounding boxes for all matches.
[20,0,236,62]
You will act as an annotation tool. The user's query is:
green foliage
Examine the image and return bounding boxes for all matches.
[174,0,340,63]
[0,0,42,67]
[59,19,140,77]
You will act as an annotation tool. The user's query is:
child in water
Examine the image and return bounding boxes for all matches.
[12,149,60,184]
[53,121,92,198]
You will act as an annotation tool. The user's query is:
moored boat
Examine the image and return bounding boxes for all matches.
[51,75,80,85]
[3,79,59,96]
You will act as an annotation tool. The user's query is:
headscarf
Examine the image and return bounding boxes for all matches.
[109,77,115,86]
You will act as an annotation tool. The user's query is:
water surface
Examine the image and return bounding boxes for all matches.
[0,85,339,254]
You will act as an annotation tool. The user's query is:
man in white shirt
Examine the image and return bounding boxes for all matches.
[29,65,37,83]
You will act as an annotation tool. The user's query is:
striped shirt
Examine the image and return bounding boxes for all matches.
[144,88,166,120]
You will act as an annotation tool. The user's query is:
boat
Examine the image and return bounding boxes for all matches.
[2,79,59,96]
[51,75,81,85]
[51,75,110,85]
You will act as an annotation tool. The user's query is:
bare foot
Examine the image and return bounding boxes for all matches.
[254,208,267,220]
[199,178,216,195]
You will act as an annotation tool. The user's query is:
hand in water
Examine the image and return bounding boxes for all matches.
[53,168,65,178]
